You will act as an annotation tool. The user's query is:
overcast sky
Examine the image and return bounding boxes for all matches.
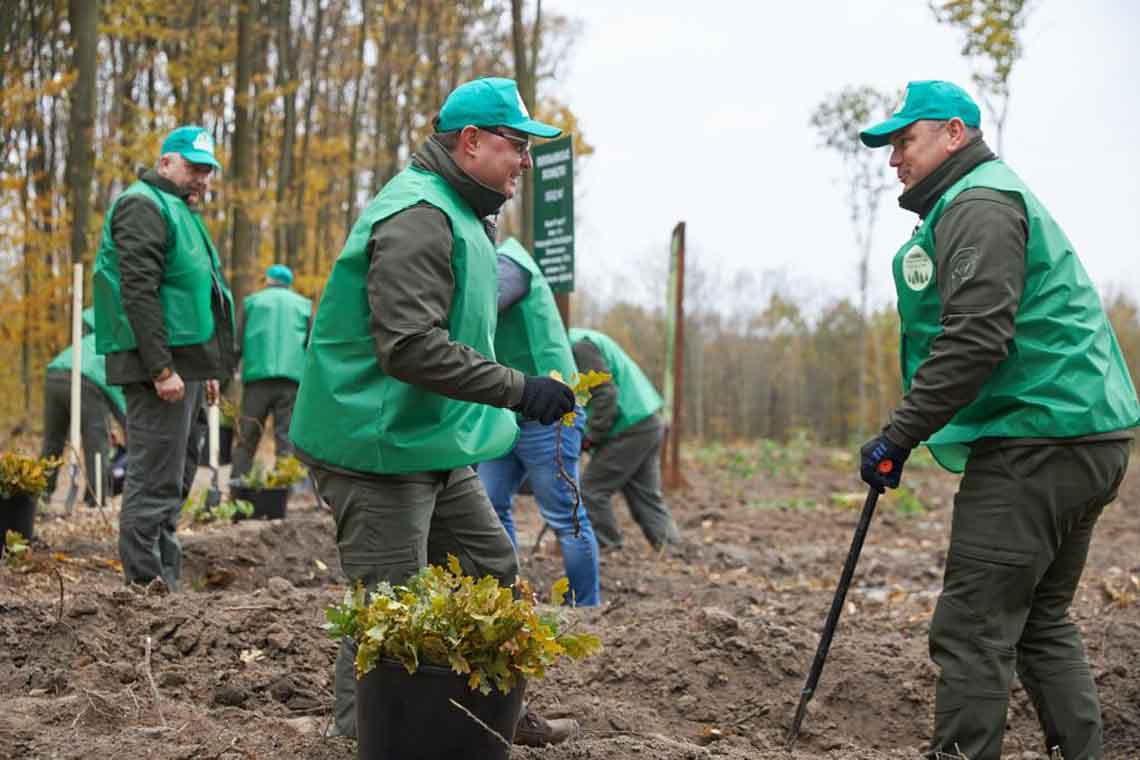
[541,0,1140,315]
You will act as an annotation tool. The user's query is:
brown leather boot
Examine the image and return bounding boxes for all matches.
[513,707,580,746]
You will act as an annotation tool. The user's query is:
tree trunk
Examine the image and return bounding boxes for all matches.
[230,0,256,318]
[510,0,541,252]
[290,0,325,269]
[67,0,98,269]
[343,0,369,234]
[274,0,297,264]
[372,7,395,186]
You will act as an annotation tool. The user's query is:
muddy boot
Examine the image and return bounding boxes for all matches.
[513,707,580,747]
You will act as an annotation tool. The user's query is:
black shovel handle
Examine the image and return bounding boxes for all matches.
[786,484,882,748]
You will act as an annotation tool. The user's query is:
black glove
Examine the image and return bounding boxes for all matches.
[859,434,910,493]
[513,376,575,426]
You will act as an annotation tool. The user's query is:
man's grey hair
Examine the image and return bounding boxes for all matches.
[929,119,983,141]
[155,152,181,172]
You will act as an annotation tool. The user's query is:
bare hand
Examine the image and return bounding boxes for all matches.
[205,379,220,406]
[154,371,185,403]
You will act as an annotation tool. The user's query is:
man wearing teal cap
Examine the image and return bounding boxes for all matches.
[93,124,237,590]
[857,80,1138,759]
[40,308,127,507]
[231,264,311,480]
[289,78,578,745]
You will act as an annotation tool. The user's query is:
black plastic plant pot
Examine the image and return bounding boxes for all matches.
[356,658,526,760]
[0,492,38,553]
[218,425,234,466]
[230,485,288,520]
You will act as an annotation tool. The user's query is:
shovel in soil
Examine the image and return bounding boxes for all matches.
[206,404,222,509]
[787,467,892,748]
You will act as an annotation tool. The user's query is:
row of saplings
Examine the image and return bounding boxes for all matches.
[1,446,604,760]
[0,446,306,551]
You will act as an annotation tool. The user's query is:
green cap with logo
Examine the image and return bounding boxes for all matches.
[160,125,222,169]
[436,77,561,138]
[860,80,981,148]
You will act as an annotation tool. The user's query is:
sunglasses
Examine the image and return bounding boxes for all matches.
[480,127,531,157]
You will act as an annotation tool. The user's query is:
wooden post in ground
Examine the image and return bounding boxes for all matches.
[661,223,687,490]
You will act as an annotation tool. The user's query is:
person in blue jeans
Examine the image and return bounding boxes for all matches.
[478,238,600,606]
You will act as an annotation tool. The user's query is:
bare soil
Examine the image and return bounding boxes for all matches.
[2,446,1138,759]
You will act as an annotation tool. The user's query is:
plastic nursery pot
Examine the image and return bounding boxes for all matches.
[230,485,288,520]
[218,426,234,466]
[0,492,38,553]
[356,658,526,760]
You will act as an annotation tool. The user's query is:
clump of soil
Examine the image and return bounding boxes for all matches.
[2,448,1138,759]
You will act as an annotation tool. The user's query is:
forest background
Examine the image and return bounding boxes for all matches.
[2,0,1138,447]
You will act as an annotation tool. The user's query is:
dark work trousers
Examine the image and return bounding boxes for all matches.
[310,463,519,738]
[580,414,681,549]
[929,439,1132,760]
[41,371,125,505]
[231,378,298,479]
[118,381,206,590]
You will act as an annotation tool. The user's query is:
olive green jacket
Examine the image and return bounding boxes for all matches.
[885,138,1133,450]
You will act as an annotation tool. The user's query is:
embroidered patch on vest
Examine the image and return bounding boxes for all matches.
[949,247,979,291]
[902,245,934,291]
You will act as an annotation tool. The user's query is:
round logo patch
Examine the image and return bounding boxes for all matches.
[902,245,934,291]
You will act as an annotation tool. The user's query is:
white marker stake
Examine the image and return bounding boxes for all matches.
[68,264,84,513]
[208,404,220,471]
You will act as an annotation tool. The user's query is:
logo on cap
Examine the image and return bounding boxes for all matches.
[193,131,213,153]
[893,86,912,117]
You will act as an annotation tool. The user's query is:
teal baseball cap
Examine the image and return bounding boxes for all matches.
[266,263,293,285]
[860,80,981,148]
[436,77,561,138]
[160,125,222,169]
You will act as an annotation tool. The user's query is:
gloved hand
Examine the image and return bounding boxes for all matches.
[580,437,594,453]
[859,434,910,493]
[514,376,575,426]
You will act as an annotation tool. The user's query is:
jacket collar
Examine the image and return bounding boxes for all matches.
[412,136,508,220]
[140,168,194,202]
[898,137,998,219]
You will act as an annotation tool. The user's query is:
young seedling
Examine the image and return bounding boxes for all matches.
[548,370,610,537]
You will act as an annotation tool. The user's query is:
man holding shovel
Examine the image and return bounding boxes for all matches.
[858,80,1139,759]
[290,78,578,745]
[41,308,126,507]
[93,125,237,592]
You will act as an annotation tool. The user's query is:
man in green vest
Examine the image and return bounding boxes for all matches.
[289,78,578,745]
[858,80,1138,760]
[41,308,127,506]
[569,328,682,551]
[93,124,237,591]
[479,238,600,607]
[232,263,311,479]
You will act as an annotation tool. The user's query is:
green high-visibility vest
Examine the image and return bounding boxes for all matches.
[289,165,517,474]
[92,180,235,355]
[241,286,312,383]
[46,333,127,415]
[569,328,663,439]
[494,238,576,382]
[895,159,1140,473]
